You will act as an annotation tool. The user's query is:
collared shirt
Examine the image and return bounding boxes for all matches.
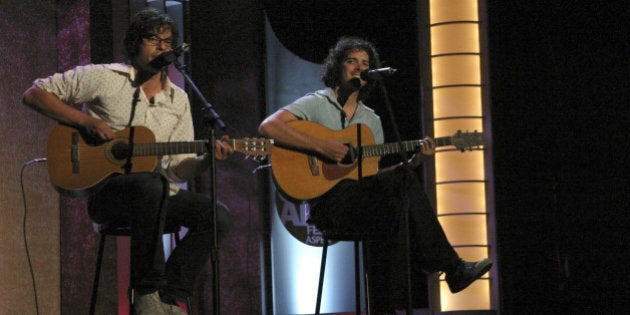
[283,87,384,144]
[34,63,195,194]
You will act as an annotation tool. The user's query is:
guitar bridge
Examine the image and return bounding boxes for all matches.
[307,155,319,176]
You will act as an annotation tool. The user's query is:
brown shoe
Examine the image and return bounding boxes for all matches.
[134,292,169,315]
[135,291,187,314]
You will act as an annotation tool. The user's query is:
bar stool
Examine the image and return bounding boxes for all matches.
[315,228,373,315]
[89,223,193,315]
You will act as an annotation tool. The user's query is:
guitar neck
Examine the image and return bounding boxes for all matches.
[131,140,209,157]
[361,136,451,158]
[129,138,271,158]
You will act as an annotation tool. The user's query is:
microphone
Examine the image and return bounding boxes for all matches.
[146,43,190,72]
[360,67,397,80]
[337,77,361,106]
[348,77,361,91]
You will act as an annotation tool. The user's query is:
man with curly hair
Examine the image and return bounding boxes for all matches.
[259,36,492,313]
[23,7,233,314]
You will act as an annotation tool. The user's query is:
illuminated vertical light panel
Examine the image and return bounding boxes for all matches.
[428,0,496,311]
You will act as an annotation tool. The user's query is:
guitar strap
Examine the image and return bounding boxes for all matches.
[321,92,347,129]
[122,87,141,174]
[357,123,363,179]
[127,87,140,128]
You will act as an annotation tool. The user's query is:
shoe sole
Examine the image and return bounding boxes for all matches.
[450,259,493,293]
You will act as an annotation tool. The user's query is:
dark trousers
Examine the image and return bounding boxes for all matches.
[88,172,232,300]
[309,166,458,311]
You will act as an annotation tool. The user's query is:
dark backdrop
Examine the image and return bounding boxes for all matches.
[488,1,629,313]
[189,1,267,314]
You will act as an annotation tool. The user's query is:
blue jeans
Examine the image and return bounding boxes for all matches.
[88,172,232,300]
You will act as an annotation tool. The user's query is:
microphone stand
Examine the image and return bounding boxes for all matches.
[338,82,365,315]
[377,81,413,315]
[173,58,225,315]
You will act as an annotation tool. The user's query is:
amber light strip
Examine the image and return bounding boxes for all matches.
[428,0,495,311]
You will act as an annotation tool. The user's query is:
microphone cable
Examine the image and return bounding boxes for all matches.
[20,157,47,315]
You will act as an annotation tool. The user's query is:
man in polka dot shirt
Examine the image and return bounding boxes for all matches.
[23,7,232,315]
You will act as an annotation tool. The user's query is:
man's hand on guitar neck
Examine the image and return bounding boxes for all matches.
[380,136,436,173]
[214,135,234,160]
[419,136,436,156]
[408,136,436,168]
[173,135,233,181]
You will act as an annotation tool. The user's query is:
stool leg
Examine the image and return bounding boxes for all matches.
[354,240,361,314]
[129,241,135,315]
[90,234,107,315]
[185,297,193,315]
[173,230,194,315]
[129,288,135,314]
[315,239,329,315]
[362,242,372,315]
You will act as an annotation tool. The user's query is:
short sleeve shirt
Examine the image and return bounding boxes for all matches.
[283,88,384,144]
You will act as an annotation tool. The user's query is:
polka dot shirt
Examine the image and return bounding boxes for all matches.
[34,63,196,193]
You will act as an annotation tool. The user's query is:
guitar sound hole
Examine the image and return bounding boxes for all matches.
[110,141,131,160]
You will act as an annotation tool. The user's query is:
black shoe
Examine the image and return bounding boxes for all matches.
[445,258,493,293]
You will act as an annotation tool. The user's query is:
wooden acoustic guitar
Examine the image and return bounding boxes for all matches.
[46,124,272,196]
[270,120,483,200]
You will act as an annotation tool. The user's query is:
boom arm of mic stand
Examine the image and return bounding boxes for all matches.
[380,83,409,163]
[173,60,226,130]
[172,59,223,315]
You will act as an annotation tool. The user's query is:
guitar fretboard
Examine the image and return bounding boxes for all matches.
[361,136,451,158]
[131,141,209,157]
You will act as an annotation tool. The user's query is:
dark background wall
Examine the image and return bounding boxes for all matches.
[188,1,267,314]
[488,1,629,313]
[0,0,61,313]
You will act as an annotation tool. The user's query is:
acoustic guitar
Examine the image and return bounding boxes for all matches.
[270,120,483,200]
[46,124,272,196]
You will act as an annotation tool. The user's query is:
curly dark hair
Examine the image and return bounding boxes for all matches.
[123,7,178,61]
[321,37,381,100]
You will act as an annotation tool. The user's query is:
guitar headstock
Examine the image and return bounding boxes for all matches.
[231,138,273,161]
[451,130,483,152]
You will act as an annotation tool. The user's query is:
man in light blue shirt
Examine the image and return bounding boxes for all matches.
[259,36,492,313]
